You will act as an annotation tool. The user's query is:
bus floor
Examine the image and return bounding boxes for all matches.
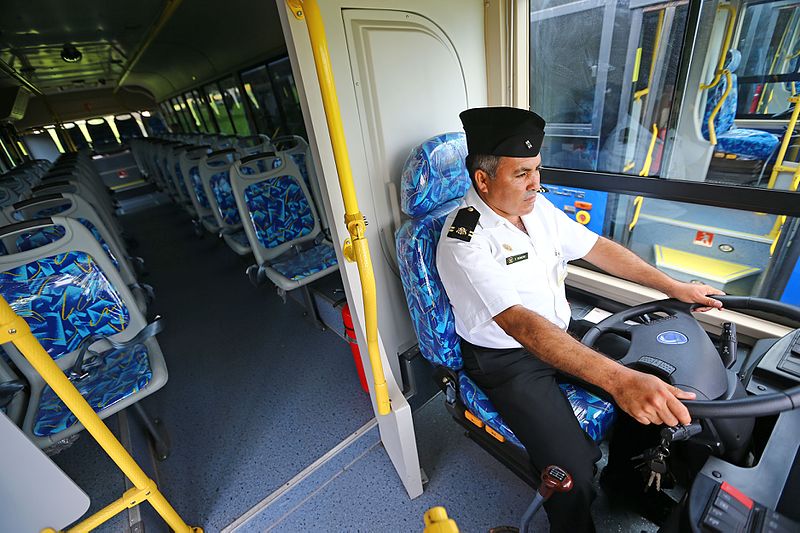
[52,202,374,531]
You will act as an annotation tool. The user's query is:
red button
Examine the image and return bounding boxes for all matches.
[720,482,754,510]
[574,201,593,210]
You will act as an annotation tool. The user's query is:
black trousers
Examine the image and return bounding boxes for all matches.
[461,339,601,533]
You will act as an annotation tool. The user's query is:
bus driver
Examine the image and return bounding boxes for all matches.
[436,107,724,532]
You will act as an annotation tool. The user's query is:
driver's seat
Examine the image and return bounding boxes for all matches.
[396,132,616,453]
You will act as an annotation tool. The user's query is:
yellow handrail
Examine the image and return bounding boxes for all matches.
[288,0,390,415]
[700,3,736,91]
[632,9,664,102]
[628,196,644,232]
[0,297,200,533]
[707,69,732,146]
[766,95,800,189]
[639,124,659,176]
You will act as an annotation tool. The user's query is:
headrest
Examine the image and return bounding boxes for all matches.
[724,49,741,73]
[400,132,470,217]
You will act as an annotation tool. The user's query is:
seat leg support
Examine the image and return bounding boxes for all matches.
[300,285,326,331]
[133,403,171,461]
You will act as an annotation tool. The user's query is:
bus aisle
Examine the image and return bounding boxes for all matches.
[54,200,374,531]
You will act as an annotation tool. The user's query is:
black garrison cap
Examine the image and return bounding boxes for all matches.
[459,107,546,159]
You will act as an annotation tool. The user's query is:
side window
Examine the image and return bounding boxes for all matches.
[219,76,251,135]
[240,64,283,137]
[205,84,235,135]
[266,57,306,138]
[530,0,689,175]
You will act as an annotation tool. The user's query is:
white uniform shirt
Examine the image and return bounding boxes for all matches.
[436,186,599,349]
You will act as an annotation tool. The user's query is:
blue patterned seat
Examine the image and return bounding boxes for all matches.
[395,133,615,450]
[702,50,780,161]
[179,145,217,231]
[198,148,253,255]
[229,152,338,325]
[9,193,149,312]
[0,218,168,447]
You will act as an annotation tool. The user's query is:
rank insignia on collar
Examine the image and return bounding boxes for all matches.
[502,243,513,252]
[448,206,480,242]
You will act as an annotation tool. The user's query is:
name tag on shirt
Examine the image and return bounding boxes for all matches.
[506,253,529,265]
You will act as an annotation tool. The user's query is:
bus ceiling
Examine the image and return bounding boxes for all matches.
[0,0,286,128]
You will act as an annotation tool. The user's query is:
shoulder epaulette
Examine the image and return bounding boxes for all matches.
[447,206,480,242]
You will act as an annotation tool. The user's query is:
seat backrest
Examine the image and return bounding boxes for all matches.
[702,49,742,140]
[179,145,213,215]
[229,151,321,264]
[273,135,329,232]
[9,194,131,281]
[199,147,242,230]
[236,135,275,156]
[395,132,470,370]
[0,217,145,367]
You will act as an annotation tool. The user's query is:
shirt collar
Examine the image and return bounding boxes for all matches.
[464,186,508,229]
[464,186,541,231]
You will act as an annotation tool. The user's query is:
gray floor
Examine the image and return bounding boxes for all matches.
[55,203,374,532]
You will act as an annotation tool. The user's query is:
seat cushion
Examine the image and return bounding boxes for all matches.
[396,200,462,369]
[270,243,338,282]
[716,129,780,161]
[33,344,152,437]
[226,228,251,248]
[459,372,616,448]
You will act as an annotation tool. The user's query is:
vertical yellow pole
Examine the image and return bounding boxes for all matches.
[288,0,390,415]
[0,297,199,533]
[766,96,800,190]
[639,124,659,176]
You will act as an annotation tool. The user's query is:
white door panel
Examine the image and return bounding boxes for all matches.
[278,0,486,499]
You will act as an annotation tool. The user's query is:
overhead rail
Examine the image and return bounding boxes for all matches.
[285,0,391,415]
[115,0,184,93]
[0,297,200,533]
[0,58,43,97]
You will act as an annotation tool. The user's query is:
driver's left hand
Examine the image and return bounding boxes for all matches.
[667,281,724,312]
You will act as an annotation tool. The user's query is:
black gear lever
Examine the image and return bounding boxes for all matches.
[519,465,574,532]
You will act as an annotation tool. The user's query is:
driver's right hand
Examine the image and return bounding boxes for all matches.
[609,368,696,426]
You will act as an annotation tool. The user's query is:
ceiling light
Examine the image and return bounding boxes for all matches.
[61,43,82,63]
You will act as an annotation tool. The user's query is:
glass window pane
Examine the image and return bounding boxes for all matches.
[240,64,283,136]
[177,95,199,132]
[735,3,800,118]
[205,83,235,135]
[219,76,251,135]
[193,89,218,133]
[530,0,690,175]
[184,91,206,131]
[541,184,798,300]
[267,57,306,138]
[160,102,177,132]
[170,98,190,132]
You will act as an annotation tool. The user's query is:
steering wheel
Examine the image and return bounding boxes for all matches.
[581,295,800,418]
